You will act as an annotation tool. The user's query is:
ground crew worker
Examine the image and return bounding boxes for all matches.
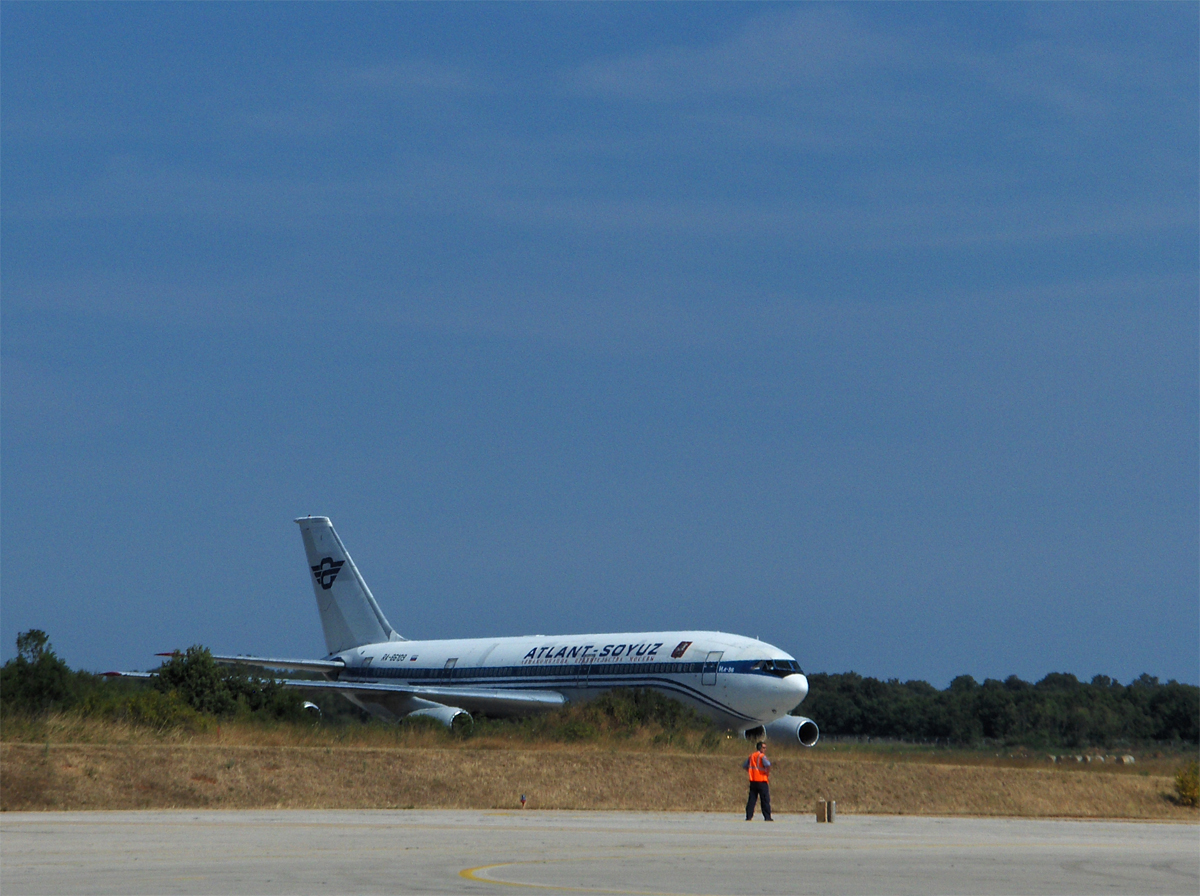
[743,740,773,821]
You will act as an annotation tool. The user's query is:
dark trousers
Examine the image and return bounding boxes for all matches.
[746,781,772,820]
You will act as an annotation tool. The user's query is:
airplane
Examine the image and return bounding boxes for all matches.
[129,516,820,745]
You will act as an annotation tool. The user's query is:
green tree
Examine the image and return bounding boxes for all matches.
[0,630,86,714]
[16,629,50,663]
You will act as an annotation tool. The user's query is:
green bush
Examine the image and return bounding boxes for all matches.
[154,646,304,721]
[1175,760,1198,807]
[155,646,235,715]
[466,688,718,744]
[121,689,212,733]
[554,719,600,741]
[583,688,711,735]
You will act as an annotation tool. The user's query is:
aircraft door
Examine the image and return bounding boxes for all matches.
[577,654,593,689]
[702,651,723,686]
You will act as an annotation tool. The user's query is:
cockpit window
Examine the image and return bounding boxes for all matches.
[752,659,803,676]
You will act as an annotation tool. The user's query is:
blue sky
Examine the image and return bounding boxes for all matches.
[3,3,1196,687]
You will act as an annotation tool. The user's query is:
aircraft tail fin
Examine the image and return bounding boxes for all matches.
[295,516,403,654]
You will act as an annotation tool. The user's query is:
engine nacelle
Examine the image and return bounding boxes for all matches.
[407,704,473,731]
[763,714,820,746]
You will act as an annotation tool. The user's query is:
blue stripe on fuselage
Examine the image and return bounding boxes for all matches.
[336,660,778,722]
[339,659,782,681]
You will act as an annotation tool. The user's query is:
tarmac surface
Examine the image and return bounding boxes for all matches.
[2,809,1197,895]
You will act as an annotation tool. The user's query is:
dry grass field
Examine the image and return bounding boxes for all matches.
[2,715,1195,818]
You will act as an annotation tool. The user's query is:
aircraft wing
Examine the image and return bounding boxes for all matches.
[105,654,345,679]
[204,656,567,714]
[279,678,567,716]
[107,654,567,718]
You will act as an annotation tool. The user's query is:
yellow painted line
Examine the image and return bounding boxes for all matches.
[458,838,1145,892]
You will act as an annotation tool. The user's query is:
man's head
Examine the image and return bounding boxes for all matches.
[756,741,765,751]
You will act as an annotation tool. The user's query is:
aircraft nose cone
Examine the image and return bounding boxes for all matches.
[791,673,809,703]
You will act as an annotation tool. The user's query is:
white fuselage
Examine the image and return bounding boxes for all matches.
[328,629,808,729]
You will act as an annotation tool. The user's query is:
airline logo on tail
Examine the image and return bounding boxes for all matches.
[311,557,346,590]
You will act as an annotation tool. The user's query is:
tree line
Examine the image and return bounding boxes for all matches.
[0,631,304,729]
[2,631,1197,747]
[802,671,1199,748]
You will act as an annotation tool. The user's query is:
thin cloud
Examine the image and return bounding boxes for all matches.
[8,147,1187,258]
[565,4,1193,137]
[4,160,427,224]
[569,7,900,102]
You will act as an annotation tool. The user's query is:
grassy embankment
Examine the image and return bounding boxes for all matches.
[3,713,1195,819]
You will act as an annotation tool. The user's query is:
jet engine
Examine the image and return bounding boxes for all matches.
[763,714,820,746]
[407,704,473,732]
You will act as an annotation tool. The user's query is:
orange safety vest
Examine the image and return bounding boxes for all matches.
[748,751,769,783]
